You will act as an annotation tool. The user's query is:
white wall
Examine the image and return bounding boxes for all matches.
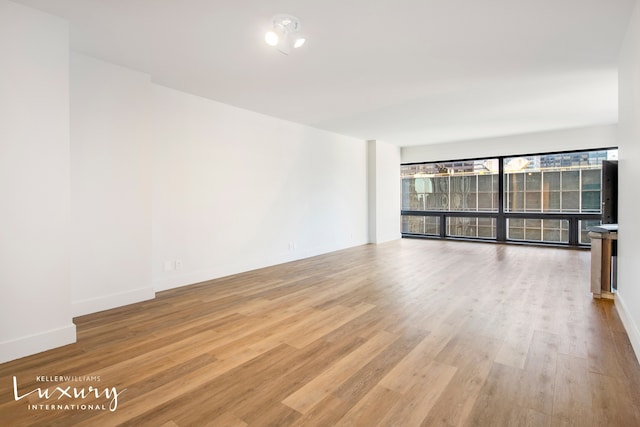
[152,85,368,291]
[401,124,617,164]
[0,1,75,363]
[368,140,402,243]
[70,53,154,316]
[616,0,640,359]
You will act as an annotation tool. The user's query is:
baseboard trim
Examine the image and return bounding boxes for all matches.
[72,287,155,317]
[0,324,76,365]
[154,241,369,292]
[615,292,640,362]
[371,234,402,244]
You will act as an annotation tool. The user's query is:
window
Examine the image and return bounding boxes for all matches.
[402,215,439,235]
[401,159,499,213]
[401,148,617,246]
[507,218,569,243]
[448,217,496,239]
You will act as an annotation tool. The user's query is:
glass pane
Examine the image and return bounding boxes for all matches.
[544,192,561,212]
[401,178,417,210]
[477,218,495,238]
[562,191,580,211]
[511,173,525,187]
[526,172,542,190]
[543,171,561,212]
[542,219,569,243]
[503,150,615,214]
[510,218,524,228]
[505,173,524,212]
[478,193,493,210]
[525,227,542,241]
[478,174,493,192]
[507,218,568,243]
[402,215,440,235]
[581,169,601,212]
[544,171,561,191]
[435,176,449,193]
[400,160,498,212]
[509,226,524,240]
[582,191,601,212]
[525,192,542,211]
[525,219,541,228]
[524,218,541,240]
[451,176,474,211]
[582,169,601,190]
[562,171,579,191]
[446,217,496,238]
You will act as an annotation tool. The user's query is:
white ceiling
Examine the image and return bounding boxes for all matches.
[13,0,637,146]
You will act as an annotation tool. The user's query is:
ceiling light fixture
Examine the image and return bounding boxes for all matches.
[265,14,306,55]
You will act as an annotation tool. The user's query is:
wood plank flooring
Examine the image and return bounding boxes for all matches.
[1,239,639,426]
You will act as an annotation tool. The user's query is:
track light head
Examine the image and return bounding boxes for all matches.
[265,14,306,55]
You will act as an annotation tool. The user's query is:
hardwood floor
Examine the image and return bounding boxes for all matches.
[2,239,639,426]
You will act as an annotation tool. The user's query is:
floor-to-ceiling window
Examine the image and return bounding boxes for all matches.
[401,148,617,247]
[402,159,499,239]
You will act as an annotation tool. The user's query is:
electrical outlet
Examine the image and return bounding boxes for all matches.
[175,260,183,270]
[163,261,173,272]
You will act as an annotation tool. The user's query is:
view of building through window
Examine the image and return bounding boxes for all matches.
[402,159,499,239]
[402,160,499,212]
[401,148,617,246]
